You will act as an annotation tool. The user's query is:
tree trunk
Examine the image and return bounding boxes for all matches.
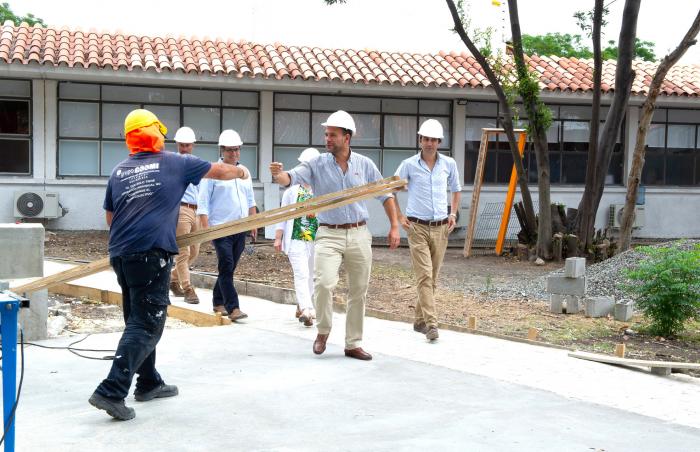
[507,0,552,259]
[576,0,641,253]
[618,10,700,252]
[445,0,537,239]
[575,0,604,253]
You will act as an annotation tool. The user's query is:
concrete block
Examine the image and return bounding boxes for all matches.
[585,296,615,318]
[550,294,581,314]
[0,224,44,279]
[546,275,586,296]
[549,294,564,313]
[614,301,635,322]
[564,257,586,278]
[20,289,48,341]
[0,280,9,291]
[565,296,582,314]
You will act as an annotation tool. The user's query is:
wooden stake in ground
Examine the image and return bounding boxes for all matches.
[12,177,406,294]
[615,343,626,358]
[527,327,539,341]
[467,316,477,330]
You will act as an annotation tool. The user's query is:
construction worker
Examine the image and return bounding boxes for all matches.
[89,109,248,421]
[270,110,400,361]
[197,129,256,322]
[170,126,202,304]
[394,119,461,342]
[274,147,321,327]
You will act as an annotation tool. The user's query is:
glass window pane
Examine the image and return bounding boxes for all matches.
[465,118,498,142]
[651,108,666,122]
[146,105,180,135]
[0,100,30,134]
[646,123,665,147]
[382,98,417,114]
[59,140,99,175]
[222,91,258,108]
[311,112,327,146]
[274,146,306,173]
[496,151,514,183]
[667,124,695,148]
[419,100,451,115]
[561,153,587,184]
[666,149,694,185]
[464,151,477,184]
[420,116,450,148]
[382,149,415,176]
[101,141,129,175]
[59,102,99,137]
[0,138,30,173]
[312,95,380,112]
[274,111,309,144]
[549,153,561,184]
[0,80,30,97]
[563,121,589,152]
[223,109,258,143]
[183,107,220,142]
[102,103,139,139]
[182,89,220,106]
[607,152,623,185]
[102,85,180,104]
[668,109,700,123]
[353,149,381,169]
[641,151,664,185]
[384,115,417,147]
[560,106,591,120]
[239,145,258,180]
[58,82,99,100]
[352,114,381,147]
[275,94,310,110]
[192,144,219,163]
[466,101,498,116]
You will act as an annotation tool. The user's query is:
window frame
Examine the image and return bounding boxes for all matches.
[0,78,32,176]
[644,107,700,186]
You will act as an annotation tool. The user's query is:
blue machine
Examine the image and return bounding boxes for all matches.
[0,291,29,452]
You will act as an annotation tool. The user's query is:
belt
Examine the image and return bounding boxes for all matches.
[180,202,197,209]
[407,217,448,227]
[319,220,367,229]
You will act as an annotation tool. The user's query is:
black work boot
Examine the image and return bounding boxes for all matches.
[134,384,179,402]
[89,392,135,421]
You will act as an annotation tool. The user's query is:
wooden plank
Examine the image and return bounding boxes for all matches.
[464,130,490,257]
[569,350,700,370]
[495,131,527,255]
[12,177,406,294]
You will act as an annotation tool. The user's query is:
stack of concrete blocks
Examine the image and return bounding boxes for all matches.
[614,299,635,321]
[0,223,47,340]
[547,257,586,314]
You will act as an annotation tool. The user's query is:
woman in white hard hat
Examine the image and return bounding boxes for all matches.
[197,129,256,322]
[274,147,321,326]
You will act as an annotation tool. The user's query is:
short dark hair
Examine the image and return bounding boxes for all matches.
[342,128,353,137]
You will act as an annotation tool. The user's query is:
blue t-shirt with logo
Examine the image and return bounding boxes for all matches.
[104,151,211,258]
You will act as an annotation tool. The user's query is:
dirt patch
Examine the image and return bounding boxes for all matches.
[45,230,700,373]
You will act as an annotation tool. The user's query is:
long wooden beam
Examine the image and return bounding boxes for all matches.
[12,177,405,294]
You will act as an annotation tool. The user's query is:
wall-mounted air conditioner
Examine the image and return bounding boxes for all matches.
[14,191,64,219]
[609,204,645,229]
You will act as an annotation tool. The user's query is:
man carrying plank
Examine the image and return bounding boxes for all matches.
[270,110,400,361]
[89,109,248,421]
[394,119,461,342]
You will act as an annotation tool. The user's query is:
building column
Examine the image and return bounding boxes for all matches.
[452,100,466,187]
[31,80,45,180]
[259,91,279,239]
[624,105,639,187]
[44,80,58,181]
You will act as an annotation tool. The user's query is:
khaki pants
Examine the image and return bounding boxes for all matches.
[407,222,448,328]
[171,205,200,291]
[314,225,372,349]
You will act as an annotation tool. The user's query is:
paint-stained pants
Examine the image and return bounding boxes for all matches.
[407,222,448,328]
[95,249,172,400]
[171,205,200,291]
[314,225,372,349]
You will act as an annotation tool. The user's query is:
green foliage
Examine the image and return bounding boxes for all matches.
[601,38,656,62]
[0,2,46,27]
[622,243,700,337]
[452,0,494,57]
[522,32,656,62]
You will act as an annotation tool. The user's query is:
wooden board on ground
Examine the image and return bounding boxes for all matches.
[569,350,700,376]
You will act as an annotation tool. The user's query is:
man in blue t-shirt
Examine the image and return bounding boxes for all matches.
[89,109,248,421]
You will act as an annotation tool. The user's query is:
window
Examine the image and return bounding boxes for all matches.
[464,102,623,185]
[0,79,32,175]
[273,93,452,176]
[643,108,700,186]
[57,83,259,178]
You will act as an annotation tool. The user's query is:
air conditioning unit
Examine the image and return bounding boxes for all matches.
[14,191,63,219]
[609,204,645,229]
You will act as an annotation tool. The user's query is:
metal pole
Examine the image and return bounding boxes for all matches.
[0,293,20,452]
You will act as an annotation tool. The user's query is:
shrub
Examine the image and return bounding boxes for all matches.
[622,242,700,337]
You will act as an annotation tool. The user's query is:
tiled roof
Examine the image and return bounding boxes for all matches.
[2,21,700,97]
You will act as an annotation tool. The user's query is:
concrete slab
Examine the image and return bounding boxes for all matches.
[546,275,586,296]
[13,259,700,451]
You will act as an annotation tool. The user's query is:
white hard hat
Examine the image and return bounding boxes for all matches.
[417,119,444,140]
[321,110,356,134]
[298,147,320,163]
[218,129,243,147]
[174,126,196,143]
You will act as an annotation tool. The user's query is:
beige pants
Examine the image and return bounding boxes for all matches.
[407,222,449,328]
[171,205,200,291]
[314,225,372,349]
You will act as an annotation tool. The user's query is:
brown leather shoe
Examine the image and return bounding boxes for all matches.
[344,347,372,361]
[229,308,248,321]
[295,306,302,319]
[170,281,184,297]
[299,309,313,327]
[413,321,428,334]
[184,287,200,304]
[426,327,439,341]
[313,334,329,355]
[213,305,229,316]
